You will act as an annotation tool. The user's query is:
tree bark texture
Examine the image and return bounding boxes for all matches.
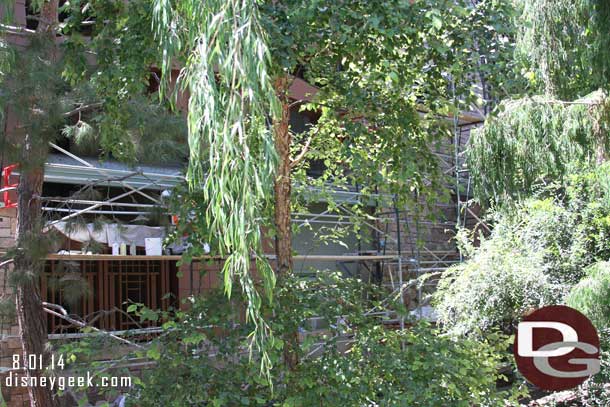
[273,76,299,369]
[273,77,293,277]
[13,2,60,405]
[14,136,57,407]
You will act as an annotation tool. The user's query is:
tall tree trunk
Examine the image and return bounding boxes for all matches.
[14,137,57,407]
[273,76,299,369]
[274,77,292,277]
[13,2,60,406]
[37,0,58,33]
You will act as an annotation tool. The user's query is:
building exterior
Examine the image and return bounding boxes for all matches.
[0,2,486,405]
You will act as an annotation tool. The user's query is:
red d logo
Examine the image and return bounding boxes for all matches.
[514,305,600,391]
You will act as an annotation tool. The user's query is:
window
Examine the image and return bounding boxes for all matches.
[43,259,178,333]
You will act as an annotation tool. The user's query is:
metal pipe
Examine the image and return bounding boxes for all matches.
[42,198,160,208]
[42,207,159,216]
[49,142,163,204]
[393,195,405,331]
[45,182,156,227]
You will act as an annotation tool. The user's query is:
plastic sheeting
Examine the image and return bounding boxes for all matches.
[52,221,166,247]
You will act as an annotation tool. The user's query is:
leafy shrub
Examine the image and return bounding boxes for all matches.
[566,262,610,332]
[434,224,561,335]
[435,165,610,335]
[565,164,610,266]
[286,325,523,407]
[125,273,523,406]
[513,198,588,286]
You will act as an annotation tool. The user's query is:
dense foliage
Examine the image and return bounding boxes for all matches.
[567,262,610,332]
[9,1,610,406]
[467,0,610,206]
[119,273,523,407]
[150,0,519,370]
[152,0,280,373]
[265,0,513,204]
[468,90,610,203]
[0,1,187,187]
[434,217,559,335]
[435,164,610,334]
[516,0,610,99]
[47,0,187,163]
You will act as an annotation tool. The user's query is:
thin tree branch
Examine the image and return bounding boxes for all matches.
[42,302,144,349]
[290,129,316,169]
[63,102,103,118]
[288,99,309,108]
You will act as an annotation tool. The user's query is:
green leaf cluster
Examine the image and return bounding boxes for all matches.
[152,0,280,375]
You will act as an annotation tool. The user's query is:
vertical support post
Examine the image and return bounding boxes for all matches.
[452,80,463,263]
[398,256,404,330]
[393,195,404,330]
[415,215,422,320]
[356,183,362,279]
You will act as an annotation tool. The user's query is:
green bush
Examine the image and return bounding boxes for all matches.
[124,273,523,406]
[513,198,588,286]
[286,325,523,407]
[434,224,561,335]
[566,262,610,332]
[435,164,610,335]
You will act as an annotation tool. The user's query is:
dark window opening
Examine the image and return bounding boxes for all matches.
[43,259,179,334]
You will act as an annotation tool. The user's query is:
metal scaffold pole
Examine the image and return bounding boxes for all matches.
[452,81,463,263]
[393,195,404,330]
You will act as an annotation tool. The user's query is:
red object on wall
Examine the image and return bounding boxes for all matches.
[1,164,18,208]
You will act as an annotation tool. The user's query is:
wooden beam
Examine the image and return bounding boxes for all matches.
[46,254,399,262]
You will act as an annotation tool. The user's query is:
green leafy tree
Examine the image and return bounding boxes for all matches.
[467,0,610,205]
[468,91,610,203]
[1,2,521,404]
[153,0,514,370]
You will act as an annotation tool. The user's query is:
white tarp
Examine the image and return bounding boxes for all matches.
[52,221,166,247]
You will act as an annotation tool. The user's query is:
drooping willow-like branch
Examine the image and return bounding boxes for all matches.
[152,0,279,376]
[467,89,610,204]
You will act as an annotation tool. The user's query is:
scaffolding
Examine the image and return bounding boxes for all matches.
[287,110,487,329]
[0,108,490,349]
